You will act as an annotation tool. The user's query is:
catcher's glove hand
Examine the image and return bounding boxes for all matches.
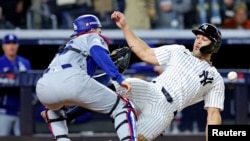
[110,46,131,73]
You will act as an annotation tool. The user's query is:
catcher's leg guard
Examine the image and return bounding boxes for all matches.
[43,108,70,141]
[109,96,137,141]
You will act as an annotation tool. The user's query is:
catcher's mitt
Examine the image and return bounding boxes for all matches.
[110,46,131,73]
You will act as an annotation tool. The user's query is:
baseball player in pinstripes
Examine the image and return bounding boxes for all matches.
[35,14,138,141]
[111,11,225,141]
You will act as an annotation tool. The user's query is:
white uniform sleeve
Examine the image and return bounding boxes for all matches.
[153,44,186,66]
[204,75,225,111]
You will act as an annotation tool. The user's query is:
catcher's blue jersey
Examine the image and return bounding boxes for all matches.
[0,55,32,116]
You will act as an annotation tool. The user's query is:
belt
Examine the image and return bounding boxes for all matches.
[152,80,177,116]
[152,80,173,103]
[161,87,173,103]
[43,64,72,74]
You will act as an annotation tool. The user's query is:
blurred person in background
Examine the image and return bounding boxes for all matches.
[221,2,250,29]
[154,0,192,29]
[246,0,250,18]
[219,0,239,23]
[0,6,15,29]
[40,0,98,29]
[0,33,32,136]
[56,0,99,29]
[124,0,156,29]
[40,0,61,29]
[91,0,117,29]
[184,0,223,28]
[0,0,31,28]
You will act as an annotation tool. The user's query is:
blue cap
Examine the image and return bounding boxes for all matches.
[3,33,19,44]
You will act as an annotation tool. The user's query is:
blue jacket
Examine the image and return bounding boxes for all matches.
[0,55,31,116]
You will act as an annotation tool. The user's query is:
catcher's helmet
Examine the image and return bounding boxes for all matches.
[192,23,222,53]
[72,14,102,35]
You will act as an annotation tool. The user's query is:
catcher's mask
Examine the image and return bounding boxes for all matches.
[192,23,222,54]
[71,14,102,37]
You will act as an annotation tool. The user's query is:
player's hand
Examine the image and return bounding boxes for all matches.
[111,11,128,29]
[120,80,131,94]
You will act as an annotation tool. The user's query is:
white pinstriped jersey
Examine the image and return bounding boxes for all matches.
[114,44,225,140]
[152,44,225,111]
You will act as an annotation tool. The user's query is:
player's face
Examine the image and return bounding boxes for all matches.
[193,34,212,56]
[2,43,19,57]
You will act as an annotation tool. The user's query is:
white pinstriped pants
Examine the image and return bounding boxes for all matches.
[115,78,177,141]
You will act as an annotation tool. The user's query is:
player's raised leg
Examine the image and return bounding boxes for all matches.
[113,78,176,141]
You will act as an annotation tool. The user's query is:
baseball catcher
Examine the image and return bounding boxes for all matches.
[37,14,138,141]
[41,46,132,123]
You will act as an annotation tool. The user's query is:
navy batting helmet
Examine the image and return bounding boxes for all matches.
[72,14,102,35]
[192,23,222,53]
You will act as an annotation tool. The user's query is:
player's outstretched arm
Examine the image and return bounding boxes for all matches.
[205,107,222,141]
[111,11,158,65]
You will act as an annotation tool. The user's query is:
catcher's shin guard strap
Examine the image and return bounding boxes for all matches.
[45,109,67,123]
[54,134,69,140]
[114,96,137,141]
[121,136,133,141]
[115,111,128,131]
[47,117,66,123]
[45,109,69,141]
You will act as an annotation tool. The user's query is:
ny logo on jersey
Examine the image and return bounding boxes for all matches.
[199,70,213,86]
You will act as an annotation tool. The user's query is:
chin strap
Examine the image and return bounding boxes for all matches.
[199,43,214,54]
